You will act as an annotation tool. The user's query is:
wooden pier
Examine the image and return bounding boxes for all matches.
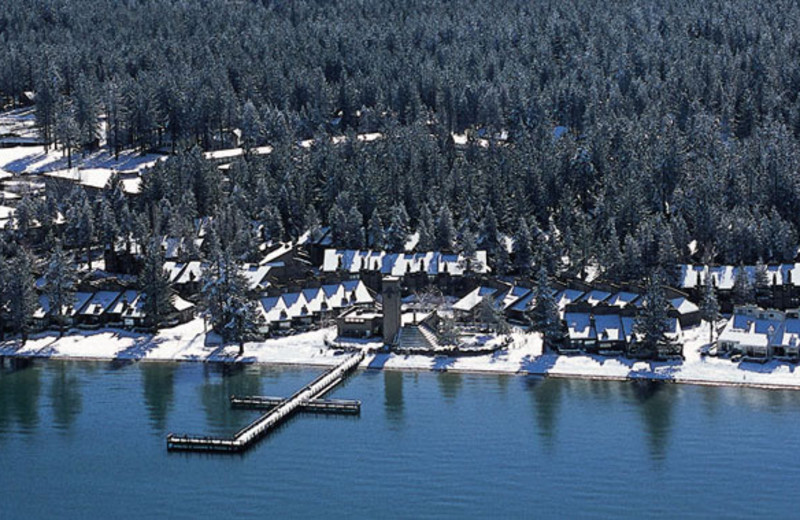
[231,395,361,414]
[166,351,364,453]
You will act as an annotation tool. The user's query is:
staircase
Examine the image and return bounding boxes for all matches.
[395,323,441,351]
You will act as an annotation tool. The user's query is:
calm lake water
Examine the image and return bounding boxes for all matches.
[1,359,800,519]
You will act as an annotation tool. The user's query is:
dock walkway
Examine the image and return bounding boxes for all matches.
[167,351,364,452]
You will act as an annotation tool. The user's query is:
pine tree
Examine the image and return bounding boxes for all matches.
[434,206,456,251]
[731,263,755,305]
[416,203,435,251]
[43,241,78,337]
[386,203,411,251]
[141,239,172,329]
[633,270,678,359]
[8,249,36,344]
[513,217,533,276]
[344,206,365,249]
[202,249,264,355]
[527,266,563,350]
[0,256,9,341]
[481,206,499,254]
[699,277,720,347]
[367,211,385,249]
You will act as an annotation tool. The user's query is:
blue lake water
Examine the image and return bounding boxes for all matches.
[1,359,800,519]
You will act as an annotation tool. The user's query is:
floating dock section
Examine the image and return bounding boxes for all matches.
[167,351,364,453]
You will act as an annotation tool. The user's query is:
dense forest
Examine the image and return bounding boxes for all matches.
[3,0,800,283]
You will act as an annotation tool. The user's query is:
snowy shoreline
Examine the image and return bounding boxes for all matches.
[3,318,800,391]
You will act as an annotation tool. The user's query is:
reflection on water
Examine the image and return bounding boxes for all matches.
[528,377,562,449]
[438,371,462,402]
[384,371,404,429]
[630,380,674,463]
[200,364,262,432]
[0,361,41,434]
[48,362,82,432]
[141,363,175,432]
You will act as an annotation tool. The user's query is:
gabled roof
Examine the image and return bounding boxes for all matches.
[321,249,490,275]
[605,291,640,308]
[594,314,624,342]
[79,291,122,316]
[565,312,595,340]
[452,286,499,312]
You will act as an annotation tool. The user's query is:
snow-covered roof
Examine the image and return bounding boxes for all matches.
[669,297,699,315]
[259,281,373,325]
[107,290,139,315]
[605,291,640,308]
[509,290,537,313]
[555,289,585,310]
[79,291,122,316]
[579,290,612,306]
[594,314,624,342]
[774,318,800,349]
[452,286,499,312]
[495,286,532,310]
[718,313,780,348]
[239,263,272,291]
[43,168,141,194]
[0,205,16,220]
[171,295,195,312]
[565,312,595,340]
[321,249,490,275]
[164,261,187,283]
[260,242,294,265]
[173,261,206,285]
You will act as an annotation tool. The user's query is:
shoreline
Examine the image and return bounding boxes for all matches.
[5,347,800,392]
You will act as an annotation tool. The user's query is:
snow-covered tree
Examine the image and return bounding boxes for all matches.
[416,203,435,251]
[633,270,678,359]
[513,217,533,276]
[731,263,755,305]
[434,206,456,251]
[8,249,37,344]
[202,249,264,355]
[527,266,563,350]
[386,203,411,252]
[367,211,385,249]
[141,239,172,329]
[43,241,78,337]
[699,276,720,346]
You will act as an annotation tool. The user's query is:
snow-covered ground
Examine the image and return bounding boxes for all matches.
[3,319,800,389]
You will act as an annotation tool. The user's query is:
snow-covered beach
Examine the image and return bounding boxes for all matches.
[4,320,800,390]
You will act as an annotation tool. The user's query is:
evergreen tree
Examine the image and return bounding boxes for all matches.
[141,239,172,329]
[367,211,385,249]
[416,203,435,251]
[386,203,410,252]
[8,249,36,344]
[700,276,720,347]
[481,206,499,254]
[527,266,563,350]
[43,241,78,337]
[633,270,678,359]
[202,249,264,355]
[434,206,456,251]
[0,256,9,341]
[513,217,533,276]
[731,263,755,305]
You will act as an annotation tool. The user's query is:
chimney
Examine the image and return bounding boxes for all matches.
[382,277,401,345]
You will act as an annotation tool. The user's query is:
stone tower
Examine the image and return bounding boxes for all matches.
[382,276,401,345]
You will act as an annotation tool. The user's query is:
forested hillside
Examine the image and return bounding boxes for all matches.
[2,0,800,281]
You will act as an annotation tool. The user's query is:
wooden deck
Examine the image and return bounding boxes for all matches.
[166,351,364,453]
